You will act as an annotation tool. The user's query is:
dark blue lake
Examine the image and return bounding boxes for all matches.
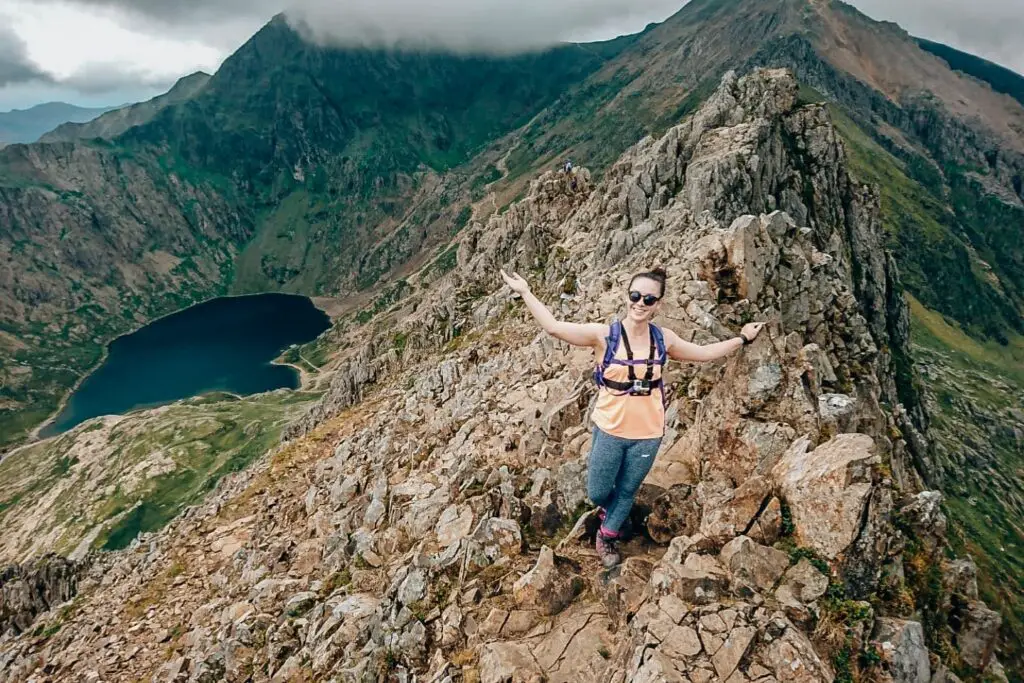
[41,294,330,436]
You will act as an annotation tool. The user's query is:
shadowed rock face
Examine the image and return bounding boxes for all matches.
[0,70,1003,683]
[0,555,79,636]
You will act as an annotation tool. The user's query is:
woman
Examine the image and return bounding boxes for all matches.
[500,267,765,568]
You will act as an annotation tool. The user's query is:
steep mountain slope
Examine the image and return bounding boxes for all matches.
[39,72,212,143]
[916,39,1024,109]
[908,297,1024,677]
[0,140,251,447]
[0,70,1007,683]
[0,21,630,448]
[0,103,116,145]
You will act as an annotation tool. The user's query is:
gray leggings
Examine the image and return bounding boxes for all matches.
[587,427,663,536]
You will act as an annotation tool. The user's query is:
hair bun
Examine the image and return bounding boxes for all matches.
[630,268,669,297]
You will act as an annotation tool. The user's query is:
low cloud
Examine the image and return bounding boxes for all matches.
[60,62,177,95]
[46,0,1024,72]
[47,0,683,53]
[0,24,51,87]
[6,0,1022,110]
[284,0,682,53]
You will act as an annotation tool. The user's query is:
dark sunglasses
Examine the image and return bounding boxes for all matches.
[629,291,661,306]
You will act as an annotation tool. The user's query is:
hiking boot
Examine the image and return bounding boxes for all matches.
[595,531,621,568]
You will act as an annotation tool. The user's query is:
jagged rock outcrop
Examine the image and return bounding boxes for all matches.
[0,70,1003,683]
[0,556,80,636]
[772,434,878,560]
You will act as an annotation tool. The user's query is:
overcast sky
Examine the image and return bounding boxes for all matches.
[0,0,1022,111]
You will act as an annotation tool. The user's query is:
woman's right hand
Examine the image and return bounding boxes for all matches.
[741,321,767,342]
[500,269,531,296]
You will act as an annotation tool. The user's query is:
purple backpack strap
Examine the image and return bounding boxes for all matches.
[650,324,667,364]
[650,323,669,406]
[594,321,622,387]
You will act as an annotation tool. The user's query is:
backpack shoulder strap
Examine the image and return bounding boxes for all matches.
[650,324,668,364]
[594,320,621,388]
[602,320,622,367]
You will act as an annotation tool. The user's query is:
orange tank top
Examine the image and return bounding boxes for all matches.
[591,328,666,440]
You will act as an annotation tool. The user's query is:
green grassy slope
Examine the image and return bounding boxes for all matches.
[822,100,1024,341]
[0,390,317,560]
[909,297,1024,679]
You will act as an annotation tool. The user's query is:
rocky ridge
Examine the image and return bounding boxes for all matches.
[0,70,1006,682]
[39,73,212,144]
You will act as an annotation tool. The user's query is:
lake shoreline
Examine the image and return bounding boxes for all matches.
[16,292,332,450]
[29,345,111,442]
[271,357,314,387]
[310,296,347,319]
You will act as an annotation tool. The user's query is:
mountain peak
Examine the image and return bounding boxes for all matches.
[176,70,212,85]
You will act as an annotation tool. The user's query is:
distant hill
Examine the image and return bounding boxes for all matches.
[41,72,212,143]
[917,38,1024,108]
[0,102,117,145]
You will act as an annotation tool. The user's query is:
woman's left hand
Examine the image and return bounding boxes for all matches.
[741,322,766,342]
[500,269,531,295]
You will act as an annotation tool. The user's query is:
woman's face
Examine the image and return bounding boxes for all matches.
[626,277,663,323]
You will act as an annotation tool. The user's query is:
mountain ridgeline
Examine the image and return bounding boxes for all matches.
[0,103,117,146]
[1,1,1022,448]
[0,20,634,447]
[39,72,213,144]
[0,0,1023,676]
[916,39,1024,108]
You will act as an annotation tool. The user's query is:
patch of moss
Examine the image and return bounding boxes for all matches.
[789,546,832,576]
[354,280,410,325]
[779,499,797,538]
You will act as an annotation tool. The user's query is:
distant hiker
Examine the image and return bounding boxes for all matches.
[563,160,578,190]
[500,267,765,568]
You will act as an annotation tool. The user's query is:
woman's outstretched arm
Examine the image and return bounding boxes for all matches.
[663,323,766,362]
[501,269,606,348]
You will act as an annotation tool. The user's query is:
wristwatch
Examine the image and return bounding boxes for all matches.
[739,333,752,346]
